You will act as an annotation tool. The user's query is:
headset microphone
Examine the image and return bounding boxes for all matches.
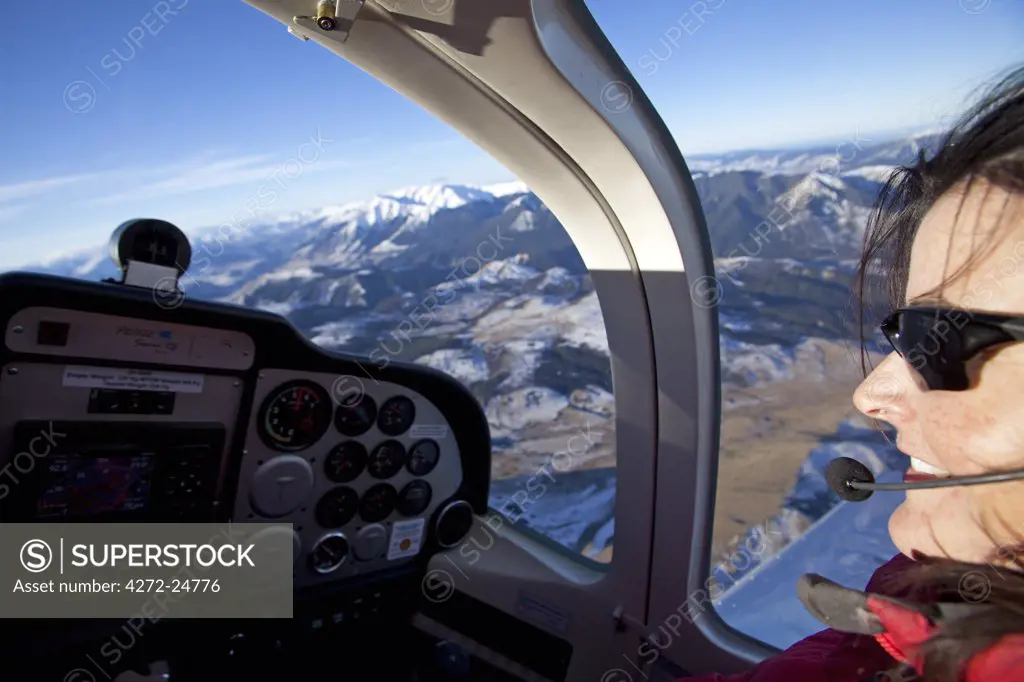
[825,456,1024,502]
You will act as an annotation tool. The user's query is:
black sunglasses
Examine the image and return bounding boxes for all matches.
[881,307,1024,390]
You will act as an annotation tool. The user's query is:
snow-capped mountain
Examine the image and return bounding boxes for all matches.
[688,131,940,176]
[15,132,924,644]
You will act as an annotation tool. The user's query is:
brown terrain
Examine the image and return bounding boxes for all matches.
[491,338,885,566]
[711,340,883,562]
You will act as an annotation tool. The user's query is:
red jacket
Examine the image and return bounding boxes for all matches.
[677,554,916,682]
[677,554,1024,682]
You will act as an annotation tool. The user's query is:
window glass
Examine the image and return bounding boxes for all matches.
[0,1,615,562]
[587,0,1024,649]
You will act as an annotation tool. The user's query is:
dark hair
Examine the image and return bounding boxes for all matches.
[855,64,1024,682]
[857,64,1024,324]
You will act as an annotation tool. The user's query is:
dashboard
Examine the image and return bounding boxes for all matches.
[237,367,466,588]
[0,222,494,679]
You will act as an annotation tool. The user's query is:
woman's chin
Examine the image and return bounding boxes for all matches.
[888,501,921,558]
[888,499,945,560]
[888,493,994,564]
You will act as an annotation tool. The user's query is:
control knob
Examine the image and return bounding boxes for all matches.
[419,640,470,682]
[434,500,473,548]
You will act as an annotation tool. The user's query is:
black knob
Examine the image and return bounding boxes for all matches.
[434,500,473,548]
[227,632,252,659]
[434,640,470,680]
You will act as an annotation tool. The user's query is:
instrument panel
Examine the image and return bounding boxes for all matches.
[235,369,464,587]
[0,223,517,682]
[0,270,489,599]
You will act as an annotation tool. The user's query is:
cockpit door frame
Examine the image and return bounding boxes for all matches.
[241,0,770,677]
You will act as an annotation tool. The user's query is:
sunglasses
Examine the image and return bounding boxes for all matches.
[880,307,1024,390]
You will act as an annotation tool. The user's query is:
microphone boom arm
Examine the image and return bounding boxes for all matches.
[849,469,1024,491]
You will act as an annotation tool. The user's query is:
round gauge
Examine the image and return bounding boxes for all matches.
[324,441,367,483]
[310,533,349,574]
[407,439,440,476]
[368,440,407,479]
[397,480,432,517]
[257,380,332,452]
[377,396,416,436]
[335,394,378,437]
[359,483,397,523]
[315,486,359,528]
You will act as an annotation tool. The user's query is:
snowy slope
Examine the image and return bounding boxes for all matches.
[489,467,616,561]
[715,472,904,649]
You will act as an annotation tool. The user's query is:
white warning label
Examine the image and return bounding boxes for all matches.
[409,424,449,439]
[62,366,204,393]
[387,518,426,560]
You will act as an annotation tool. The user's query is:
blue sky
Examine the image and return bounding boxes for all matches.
[0,0,1021,268]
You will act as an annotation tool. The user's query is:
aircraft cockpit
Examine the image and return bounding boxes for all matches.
[3,0,1008,680]
[0,219,496,680]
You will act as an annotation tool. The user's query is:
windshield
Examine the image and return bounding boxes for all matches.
[1,1,617,565]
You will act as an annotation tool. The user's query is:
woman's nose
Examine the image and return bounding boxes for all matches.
[853,353,916,425]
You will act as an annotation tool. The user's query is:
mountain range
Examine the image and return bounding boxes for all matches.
[15,131,933,647]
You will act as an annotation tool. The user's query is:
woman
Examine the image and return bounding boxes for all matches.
[680,65,1024,681]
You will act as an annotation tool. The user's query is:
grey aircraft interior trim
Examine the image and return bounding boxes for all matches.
[238,0,776,675]
[0,0,798,677]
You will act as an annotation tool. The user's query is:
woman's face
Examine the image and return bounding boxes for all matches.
[853,181,1024,565]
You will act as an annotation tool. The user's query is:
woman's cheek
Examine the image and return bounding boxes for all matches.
[919,396,1009,472]
[959,355,1024,468]
[955,405,1024,472]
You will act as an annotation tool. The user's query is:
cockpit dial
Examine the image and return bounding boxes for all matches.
[407,439,440,476]
[310,533,349,574]
[359,483,397,523]
[315,486,360,528]
[368,440,406,479]
[377,396,415,436]
[335,394,378,437]
[397,480,432,516]
[324,441,367,483]
[257,380,332,452]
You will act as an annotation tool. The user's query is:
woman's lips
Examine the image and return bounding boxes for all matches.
[903,471,946,483]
